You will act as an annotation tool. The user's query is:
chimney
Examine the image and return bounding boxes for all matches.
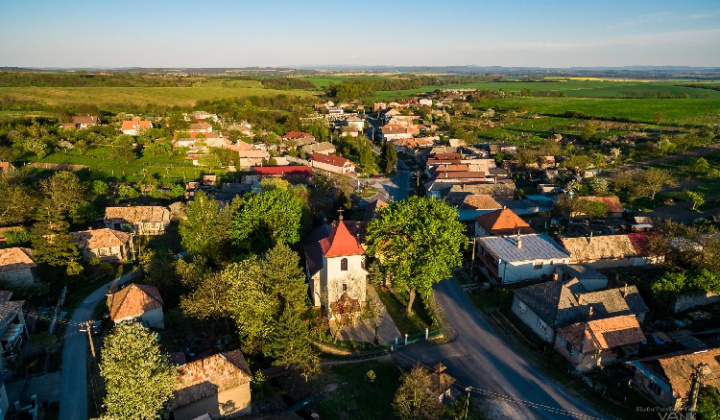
[577,294,583,305]
[587,306,594,321]
[623,282,628,297]
[589,231,593,244]
[516,234,522,249]
[552,272,559,281]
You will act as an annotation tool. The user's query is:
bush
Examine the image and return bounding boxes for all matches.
[3,228,31,246]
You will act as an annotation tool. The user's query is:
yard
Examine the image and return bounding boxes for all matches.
[373,285,434,335]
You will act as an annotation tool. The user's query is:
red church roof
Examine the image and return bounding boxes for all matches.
[320,221,364,258]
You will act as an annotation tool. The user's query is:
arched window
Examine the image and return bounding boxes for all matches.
[340,258,348,271]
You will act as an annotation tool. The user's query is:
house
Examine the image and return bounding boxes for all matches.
[474,207,534,236]
[442,183,517,204]
[300,142,336,156]
[303,219,367,318]
[392,138,434,155]
[628,348,720,411]
[310,153,355,175]
[225,121,252,136]
[575,196,625,218]
[559,234,654,269]
[0,162,16,174]
[537,184,562,195]
[172,350,253,420]
[475,234,571,284]
[71,228,133,263]
[512,279,649,344]
[555,264,608,291]
[381,125,416,142]
[192,110,219,122]
[253,166,313,186]
[106,283,164,328]
[282,131,316,143]
[120,118,152,135]
[237,150,270,168]
[0,248,36,286]
[0,295,27,371]
[373,102,388,112]
[419,98,432,107]
[555,315,646,372]
[457,195,503,222]
[189,121,213,134]
[71,115,100,129]
[103,206,171,235]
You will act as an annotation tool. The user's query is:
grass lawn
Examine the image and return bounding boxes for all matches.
[314,360,399,420]
[374,285,433,335]
[0,82,317,108]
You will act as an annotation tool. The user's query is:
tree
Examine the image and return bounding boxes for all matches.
[588,177,609,195]
[692,157,711,175]
[98,323,175,420]
[581,122,597,141]
[697,386,720,420]
[139,248,181,304]
[538,139,562,157]
[393,365,444,420]
[265,306,318,378]
[515,148,537,169]
[230,188,305,256]
[112,134,137,164]
[366,197,465,315]
[687,191,705,211]
[226,243,309,351]
[40,171,85,216]
[0,173,36,226]
[610,171,636,192]
[631,168,677,201]
[380,141,398,174]
[198,153,222,172]
[31,214,83,276]
[609,147,622,161]
[179,191,240,264]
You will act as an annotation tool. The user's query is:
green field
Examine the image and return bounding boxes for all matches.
[0,78,317,108]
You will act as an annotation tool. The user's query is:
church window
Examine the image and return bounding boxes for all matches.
[341,258,348,271]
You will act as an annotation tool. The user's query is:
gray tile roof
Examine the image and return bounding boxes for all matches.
[0,300,24,337]
[562,264,607,280]
[478,234,570,262]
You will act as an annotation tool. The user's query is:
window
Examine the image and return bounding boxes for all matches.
[340,258,348,271]
[533,261,544,270]
[537,319,548,332]
[647,381,663,396]
[342,284,348,292]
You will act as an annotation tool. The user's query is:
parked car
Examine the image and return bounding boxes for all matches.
[91,320,102,336]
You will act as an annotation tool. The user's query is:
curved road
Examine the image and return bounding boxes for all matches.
[398,278,609,420]
[59,270,138,420]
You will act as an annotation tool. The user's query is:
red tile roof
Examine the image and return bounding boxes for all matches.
[71,228,131,250]
[557,315,645,353]
[253,166,312,176]
[320,221,364,257]
[311,153,354,168]
[283,131,315,140]
[0,248,36,272]
[121,119,152,131]
[107,284,164,321]
[627,232,657,256]
[475,208,534,235]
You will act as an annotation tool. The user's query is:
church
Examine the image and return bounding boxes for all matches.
[303,214,368,319]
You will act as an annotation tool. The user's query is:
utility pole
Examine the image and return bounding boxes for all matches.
[82,321,96,358]
[688,362,711,415]
[463,386,472,420]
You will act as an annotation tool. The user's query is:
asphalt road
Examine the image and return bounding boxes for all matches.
[397,278,609,420]
[371,170,410,203]
[59,270,138,420]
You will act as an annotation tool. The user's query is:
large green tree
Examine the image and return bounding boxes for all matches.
[697,386,720,420]
[366,196,465,314]
[98,322,176,420]
[380,141,398,174]
[179,191,240,264]
[0,172,36,226]
[631,168,677,201]
[230,188,305,256]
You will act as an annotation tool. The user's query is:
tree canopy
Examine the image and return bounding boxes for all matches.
[179,191,240,264]
[366,196,465,314]
[393,365,444,420]
[98,322,176,420]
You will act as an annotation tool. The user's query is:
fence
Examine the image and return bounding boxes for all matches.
[387,327,444,351]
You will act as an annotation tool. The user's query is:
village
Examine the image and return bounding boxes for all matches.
[0,82,719,420]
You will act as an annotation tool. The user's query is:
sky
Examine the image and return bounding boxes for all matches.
[1,0,719,68]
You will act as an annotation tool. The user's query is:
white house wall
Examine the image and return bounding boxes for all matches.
[512,295,553,343]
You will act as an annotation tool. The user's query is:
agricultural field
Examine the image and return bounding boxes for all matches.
[0,78,317,108]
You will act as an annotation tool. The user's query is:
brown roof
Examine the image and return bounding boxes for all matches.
[0,248,36,272]
[189,122,212,130]
[431,153,461,160]
[460,195,502,211]
[121,119,152,131]
[104,206,169,224]
[475,208,534,235]
[107,284,164,321]
[0,162,16,173]
[557,315,645,353]
[311,153,354,168]
[174,350,252,408]
[283,131,315,140]
[72,228,131,250]
[320,221,365,258]
[71,115,99,125]
[559,235,638,262]
[578,196,625,214]
[655,348,720,399]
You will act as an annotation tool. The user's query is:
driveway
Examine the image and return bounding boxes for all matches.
[397,278,608,420]
[59,270,139,420]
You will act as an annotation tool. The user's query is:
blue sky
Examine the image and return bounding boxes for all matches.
[1,0,719,68]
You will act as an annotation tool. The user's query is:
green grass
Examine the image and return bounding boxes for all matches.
[29,146,228,183]
[374,285,433,335]
[0,81,317,108]
[315,360,399,420]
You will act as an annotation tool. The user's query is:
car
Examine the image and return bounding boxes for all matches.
[90,320,102,336]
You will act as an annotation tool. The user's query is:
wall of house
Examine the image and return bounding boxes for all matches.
[321,254,367,314]
[553,335,617,372]
[173,384,251,420]
[140,308,164,329]
[501,259,568,284]
[578,258,641,270]
[137,221,169,236]
[312,160,354,175]
[309,271,322,308]
[474,223,490,237]
[673,291,720,313]
[632,370,678,410]
[0,268,35,286]
[511,295,553,344]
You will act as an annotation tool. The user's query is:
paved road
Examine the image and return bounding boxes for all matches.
[397,278,608,420]
[59,270,139,420]
[371,170,410,202]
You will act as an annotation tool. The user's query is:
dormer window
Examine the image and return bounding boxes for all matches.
[341,258,348,271]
